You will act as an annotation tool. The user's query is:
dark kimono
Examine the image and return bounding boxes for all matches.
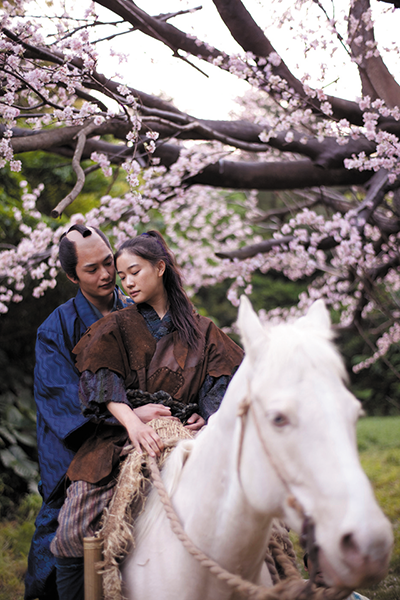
[25,287,132,600]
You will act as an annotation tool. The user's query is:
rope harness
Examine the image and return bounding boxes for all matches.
[146,392,352,600]
[98,391,352,600]
[148,452,349,600]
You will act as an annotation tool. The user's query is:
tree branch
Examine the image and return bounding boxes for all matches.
[93,0,223,72]
[348,0,400,107]
[215,236,294,259]
[211,0,365,124]
[183,156,372,189]
[352,169,390,229]
[51,121,99,218]
[89,0,366,126]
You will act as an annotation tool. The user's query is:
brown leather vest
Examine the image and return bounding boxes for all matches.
[73,305,243,405]
[67,306,243,484]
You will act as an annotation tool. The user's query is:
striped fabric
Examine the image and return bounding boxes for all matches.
[50,479,116,557]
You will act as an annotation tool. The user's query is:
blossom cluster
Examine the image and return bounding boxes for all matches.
[1,0,400,377]
[0,181,62,312]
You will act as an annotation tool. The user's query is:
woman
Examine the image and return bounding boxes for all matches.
[50,231,243,599]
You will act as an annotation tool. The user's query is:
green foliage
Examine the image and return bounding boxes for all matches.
[0,166,27,245]
[249,270,309,314]
[0,273,79,516]
[0,493,41,600]
[0,339,39,516]
[0,377,39,517]
[339,329,400,416]
[0,151,131,244]
[194,270,308,330]
[13,151,128,217]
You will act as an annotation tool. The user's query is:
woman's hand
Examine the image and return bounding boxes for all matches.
[185,412,205,432]
[134,403,179,424]
[125,417,164,457]
[107,401,164,457]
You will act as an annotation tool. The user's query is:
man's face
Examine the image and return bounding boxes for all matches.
[67,230,116,304]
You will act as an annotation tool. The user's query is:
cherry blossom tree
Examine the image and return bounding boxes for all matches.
[2,0,400,372]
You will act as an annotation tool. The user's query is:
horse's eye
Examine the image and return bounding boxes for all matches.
[272,413,289,427]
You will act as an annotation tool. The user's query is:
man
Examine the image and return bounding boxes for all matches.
[303,553,370,600]
[25,224,132,600]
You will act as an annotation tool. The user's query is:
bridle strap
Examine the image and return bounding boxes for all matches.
[236,396,251,490]
[145,410,348,600]
[237,390,320,582]
[237,392,306,522]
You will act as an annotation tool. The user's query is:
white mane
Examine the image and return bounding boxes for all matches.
[263,318,348,385]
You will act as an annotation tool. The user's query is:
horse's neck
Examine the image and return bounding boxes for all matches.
[170,359,280,572]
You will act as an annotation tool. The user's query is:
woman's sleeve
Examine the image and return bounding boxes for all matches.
[79,368,131,424]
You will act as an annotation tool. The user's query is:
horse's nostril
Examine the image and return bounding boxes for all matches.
[341,533,359,556]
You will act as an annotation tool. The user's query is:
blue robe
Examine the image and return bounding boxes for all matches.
[25,287,132,600]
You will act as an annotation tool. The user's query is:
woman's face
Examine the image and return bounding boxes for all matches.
[116,250,166,306]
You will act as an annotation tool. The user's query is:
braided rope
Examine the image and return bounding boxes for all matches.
[264,550,280,586]
[147,455,351,600]
[97,409,353,600]
[268,528,299,580]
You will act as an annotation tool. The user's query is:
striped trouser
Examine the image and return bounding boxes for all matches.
[50,479,116,558]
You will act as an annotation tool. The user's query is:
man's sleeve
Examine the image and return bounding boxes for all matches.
[34,326,89,448]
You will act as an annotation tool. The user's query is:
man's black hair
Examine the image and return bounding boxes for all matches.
[59,224,112,279]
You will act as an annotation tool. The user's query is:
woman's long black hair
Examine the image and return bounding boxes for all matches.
[115,231,201,349]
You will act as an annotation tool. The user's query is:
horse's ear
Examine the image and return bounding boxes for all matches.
[301,299,331,331]
[237,295,267,359]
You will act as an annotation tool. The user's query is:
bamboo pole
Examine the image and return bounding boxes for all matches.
[84,536,103,600]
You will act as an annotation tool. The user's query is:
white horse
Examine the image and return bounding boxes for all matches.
[123,297,393,600]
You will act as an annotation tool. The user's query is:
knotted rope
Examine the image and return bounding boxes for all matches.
[97,413,352,600]
[148,454,350,600]
[96,419,193,600]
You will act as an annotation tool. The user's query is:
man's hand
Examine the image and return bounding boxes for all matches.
[185,412,205,432]
[134,403,179,424]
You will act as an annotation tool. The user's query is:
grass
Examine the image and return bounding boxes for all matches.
[290,416,400,600]
[356,416,400,600]
[1,417,399,599]
[0,494,41,600]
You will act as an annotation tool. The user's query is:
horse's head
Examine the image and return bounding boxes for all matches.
[236,296,393,590]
